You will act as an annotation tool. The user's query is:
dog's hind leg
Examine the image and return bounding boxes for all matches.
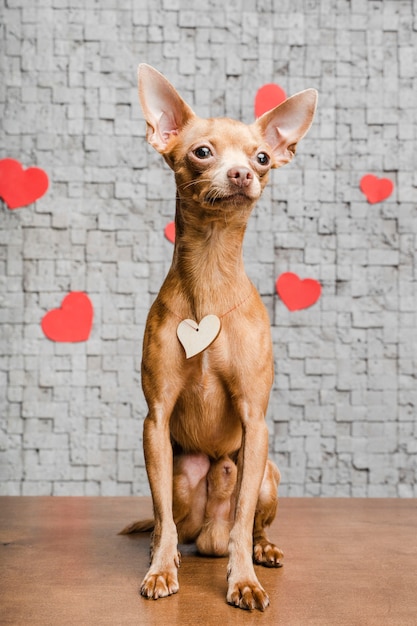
[252,460,284,567]
[196,456,237,557]
[173,453,210,543]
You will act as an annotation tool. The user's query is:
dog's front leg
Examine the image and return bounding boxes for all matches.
[226,407,270,611]
[140,407,180,600]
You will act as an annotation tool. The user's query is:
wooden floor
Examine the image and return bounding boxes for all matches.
[1,497,417,625]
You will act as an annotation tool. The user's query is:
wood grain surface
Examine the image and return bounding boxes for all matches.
[1,497,416,625]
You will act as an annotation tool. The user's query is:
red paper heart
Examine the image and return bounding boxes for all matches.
[359,174,394,204]
[254,83,287,118]
[164,221,176,243]
[41,292,93,342]
[276,272,321,311]
[0,158,49,209]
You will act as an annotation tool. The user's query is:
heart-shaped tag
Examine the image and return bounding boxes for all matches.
[359,174,394,204]
[41,292,94,342]
[276,272,321,312]
[164,221,176,243]
[0,158,49,209]
[254,83,287,118]
[177,315,221,359]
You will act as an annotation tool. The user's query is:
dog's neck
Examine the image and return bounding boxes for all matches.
[168,196,254,318]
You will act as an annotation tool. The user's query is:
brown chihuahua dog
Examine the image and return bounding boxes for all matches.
[121,64,317,611]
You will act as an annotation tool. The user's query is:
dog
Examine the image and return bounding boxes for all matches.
[120,64,317,611]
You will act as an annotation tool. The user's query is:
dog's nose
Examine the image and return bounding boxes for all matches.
[227,167,253,188]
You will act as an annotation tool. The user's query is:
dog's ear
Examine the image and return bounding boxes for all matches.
[255,89,318,167]
[138,64,195,153]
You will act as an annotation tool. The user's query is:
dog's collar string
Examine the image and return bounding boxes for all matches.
[161,290,253,324]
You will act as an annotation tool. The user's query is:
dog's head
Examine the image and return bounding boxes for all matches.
[138,64,317,211]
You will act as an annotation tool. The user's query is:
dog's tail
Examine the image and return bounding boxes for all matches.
[118,519,155,535]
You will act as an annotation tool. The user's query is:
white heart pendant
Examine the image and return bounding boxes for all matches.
[177,314,221,359]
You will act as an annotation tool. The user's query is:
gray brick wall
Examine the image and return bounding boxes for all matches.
[1,0,416,497]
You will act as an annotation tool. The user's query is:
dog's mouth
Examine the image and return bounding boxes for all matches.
[204,190,255,206]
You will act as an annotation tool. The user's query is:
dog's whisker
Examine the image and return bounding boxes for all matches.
[178,177,214,192]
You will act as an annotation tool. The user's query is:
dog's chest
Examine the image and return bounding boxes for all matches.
[170,357,242,456]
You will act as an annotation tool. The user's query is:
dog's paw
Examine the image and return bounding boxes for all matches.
[226,579,270,611]
[140,570,179,600]
[253,539,284,568]
[140,550,181,600]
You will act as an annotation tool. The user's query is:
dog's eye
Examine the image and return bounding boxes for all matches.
[194,146,212,159]
[257,152,270,165]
